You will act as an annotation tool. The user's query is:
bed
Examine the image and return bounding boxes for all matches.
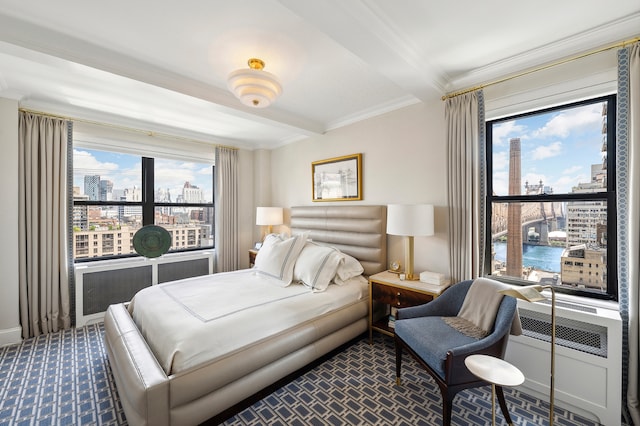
[103,205,387,426]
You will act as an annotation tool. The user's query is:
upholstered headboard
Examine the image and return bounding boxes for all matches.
[290,205,387,276]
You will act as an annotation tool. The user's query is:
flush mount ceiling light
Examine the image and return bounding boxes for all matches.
[227,58,282,108]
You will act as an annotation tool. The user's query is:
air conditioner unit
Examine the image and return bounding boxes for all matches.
[505,298,621,426]
[74,251,214,327]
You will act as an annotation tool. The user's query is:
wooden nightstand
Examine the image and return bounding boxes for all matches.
[249,249,259,267]
[368,270,451,343]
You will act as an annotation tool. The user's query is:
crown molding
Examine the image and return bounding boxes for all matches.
[446,12,640,93]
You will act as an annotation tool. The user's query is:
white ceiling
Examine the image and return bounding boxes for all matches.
[0,0,638,150]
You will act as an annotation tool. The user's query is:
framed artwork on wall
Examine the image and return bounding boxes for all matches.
[312,153,362,201]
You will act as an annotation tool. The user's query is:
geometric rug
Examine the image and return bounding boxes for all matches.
[0,324,607,425]
[223,335,604,426]
[0,324,126,426]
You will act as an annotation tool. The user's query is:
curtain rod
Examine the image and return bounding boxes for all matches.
[441,35,640,101]
[18,107,238,151]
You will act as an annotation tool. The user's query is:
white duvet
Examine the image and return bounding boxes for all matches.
[129,269,367,374]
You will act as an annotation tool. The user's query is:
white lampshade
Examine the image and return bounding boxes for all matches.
[228,58,282,108]
[256,207,283,226]
[386,204,434,237]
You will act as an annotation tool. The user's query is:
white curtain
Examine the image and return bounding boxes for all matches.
[18,112,71,338]
[624,42,640,425]
[446,90,486,283]
[214,146,239,272]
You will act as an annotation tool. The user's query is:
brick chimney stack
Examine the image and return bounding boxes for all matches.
[507,138,523,278]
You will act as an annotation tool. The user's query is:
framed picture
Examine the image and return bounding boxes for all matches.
[312,153,362,201]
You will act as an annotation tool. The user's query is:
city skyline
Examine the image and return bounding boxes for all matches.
[492,100,607,195]
[73,148,214,202]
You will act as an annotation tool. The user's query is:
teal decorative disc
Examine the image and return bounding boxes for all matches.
[133,225,172,258]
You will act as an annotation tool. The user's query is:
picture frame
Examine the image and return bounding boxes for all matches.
[312,153,362,201]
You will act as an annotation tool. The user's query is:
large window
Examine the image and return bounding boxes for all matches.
[486,95,616,300]
[72,148,214,261]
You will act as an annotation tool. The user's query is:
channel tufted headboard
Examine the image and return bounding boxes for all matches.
[290,205,387,276]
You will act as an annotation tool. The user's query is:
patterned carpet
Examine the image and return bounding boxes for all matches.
[0,324,604,425]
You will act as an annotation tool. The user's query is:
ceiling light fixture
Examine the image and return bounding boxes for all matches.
[227,58,282,108]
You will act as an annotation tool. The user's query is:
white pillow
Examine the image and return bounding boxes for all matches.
[334,252,365,285]
[293,242,342,292]
[335,274,368,287]
[254,233,308,286]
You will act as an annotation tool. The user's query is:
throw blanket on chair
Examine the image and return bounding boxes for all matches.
[443,277,522,338]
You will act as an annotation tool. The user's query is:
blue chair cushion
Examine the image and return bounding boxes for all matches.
[395,316,479,378]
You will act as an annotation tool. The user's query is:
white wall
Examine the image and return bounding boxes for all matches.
[270,100,451,278]
[0,98,22,346]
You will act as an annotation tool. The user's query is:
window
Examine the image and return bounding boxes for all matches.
[73,148,215,261]
[486,95,616,300]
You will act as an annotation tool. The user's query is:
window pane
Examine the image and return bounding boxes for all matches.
[154,158,213,203]
[489,201,607,294]
[73,148,142,201]
[155,207,214,250]
[491,101,608,196]
[73,206,141,259]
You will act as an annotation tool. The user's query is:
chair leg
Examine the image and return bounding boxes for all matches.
[440,389,454,426]
[495,386,514,425]
[395,338,403,385]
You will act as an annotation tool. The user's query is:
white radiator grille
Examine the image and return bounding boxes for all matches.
[518,307,607,357]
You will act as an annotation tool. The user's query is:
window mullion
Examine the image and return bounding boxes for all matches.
[142,157,154,226]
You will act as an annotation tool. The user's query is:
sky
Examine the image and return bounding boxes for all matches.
[491,100,608,195]
[73,148,214,202]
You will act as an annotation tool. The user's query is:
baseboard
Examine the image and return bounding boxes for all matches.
[0,326,22,347]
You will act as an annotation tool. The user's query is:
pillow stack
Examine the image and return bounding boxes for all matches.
[254,233,366,292]
[254,233,308,286]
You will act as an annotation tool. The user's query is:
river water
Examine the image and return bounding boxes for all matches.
[492,241,564,273]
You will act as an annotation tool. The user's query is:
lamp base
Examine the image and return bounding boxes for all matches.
[404,236,419,281]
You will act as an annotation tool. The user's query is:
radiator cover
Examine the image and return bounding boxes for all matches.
[75,251,214,327]
[505,298,622,426]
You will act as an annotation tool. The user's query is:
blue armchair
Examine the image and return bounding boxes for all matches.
[394,279,518,426]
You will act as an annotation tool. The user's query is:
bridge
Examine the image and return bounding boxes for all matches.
[491,201,564,242]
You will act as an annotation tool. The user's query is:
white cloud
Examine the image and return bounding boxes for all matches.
[492,171,509,196]
[562,165,582,175]
[492,120,527,146]
[533,103,601,139]
[73,149,119,174]
[531,141,562,160]
[492,151,508,171]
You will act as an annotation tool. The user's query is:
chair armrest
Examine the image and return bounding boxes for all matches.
[448,330,505,358]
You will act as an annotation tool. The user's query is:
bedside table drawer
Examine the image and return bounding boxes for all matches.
[372,282,434,308]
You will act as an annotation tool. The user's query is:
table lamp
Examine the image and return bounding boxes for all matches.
[499,284,556,426]
[256,207,283,237]
[386,204,434,280]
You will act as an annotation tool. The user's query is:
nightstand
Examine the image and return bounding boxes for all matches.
[368,270,451,343]
[249,249,259,267]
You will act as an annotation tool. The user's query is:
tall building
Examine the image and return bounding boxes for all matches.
[182,181,204,203]
[566,164,607,247]
[73,194,89,230]
[561,104,608,289]
[122,186,142,221]
[99,179,113,201]
[84,175,100,201]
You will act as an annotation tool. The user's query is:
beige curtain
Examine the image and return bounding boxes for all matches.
[625,42,640,425]
[18,112,71,338]
[214,146,239,272]
[446,90,485,283]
